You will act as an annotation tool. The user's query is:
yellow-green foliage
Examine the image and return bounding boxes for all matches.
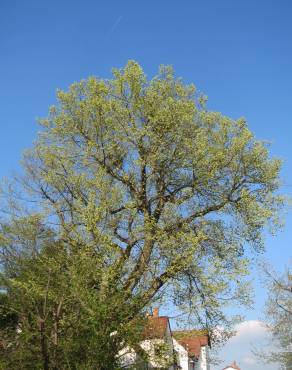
[0,61,285,368]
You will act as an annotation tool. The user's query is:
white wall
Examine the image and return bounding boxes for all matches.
[173,338,189,370]
[195,346,210,370]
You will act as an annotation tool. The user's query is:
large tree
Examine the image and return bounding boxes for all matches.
[0,61,284,368]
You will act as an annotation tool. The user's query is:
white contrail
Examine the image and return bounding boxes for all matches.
[107,15,123,37]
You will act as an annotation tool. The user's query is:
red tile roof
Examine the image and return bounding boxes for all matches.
[143,316,169,339]
[172,330,209,358]
[175,336,209,358]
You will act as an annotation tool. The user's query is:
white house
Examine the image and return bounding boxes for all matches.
[222,360,241,370]
[172,330,210,370]
[119,308,210,370]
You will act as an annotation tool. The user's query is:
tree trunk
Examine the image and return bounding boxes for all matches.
[40,319,49,370]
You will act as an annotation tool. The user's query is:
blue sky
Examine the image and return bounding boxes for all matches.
[1,1,291,368]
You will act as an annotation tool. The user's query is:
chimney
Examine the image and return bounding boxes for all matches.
[231,361,240,370]
[153,307,159,317]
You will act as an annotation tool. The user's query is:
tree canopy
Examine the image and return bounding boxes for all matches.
[0,61,284,368]
[256,263,292,369]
